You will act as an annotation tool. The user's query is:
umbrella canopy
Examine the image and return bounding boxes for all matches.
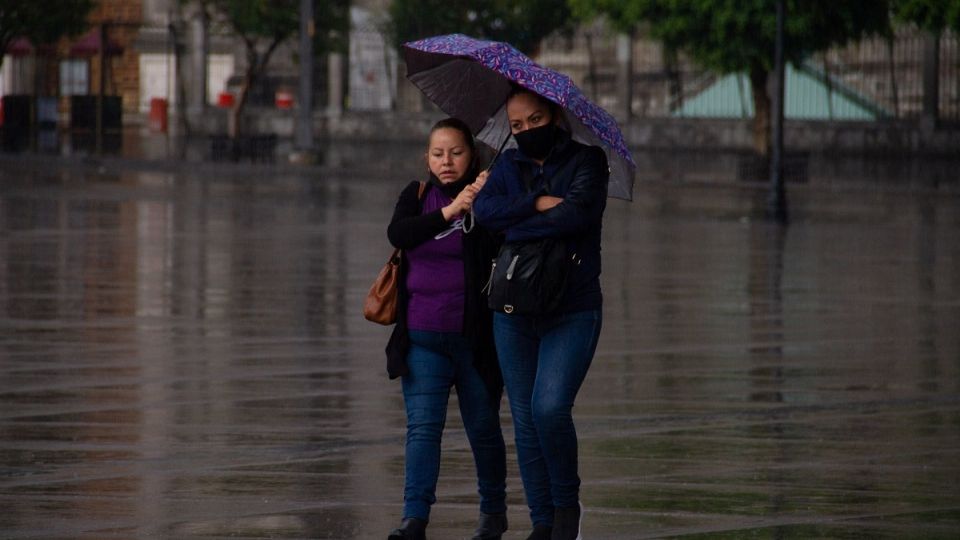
[402,33,635,200]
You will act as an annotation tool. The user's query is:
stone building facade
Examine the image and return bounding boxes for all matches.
[84,0,142,114]
[0,0,237,125]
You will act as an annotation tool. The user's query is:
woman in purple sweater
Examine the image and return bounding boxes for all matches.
[384,118,506,540]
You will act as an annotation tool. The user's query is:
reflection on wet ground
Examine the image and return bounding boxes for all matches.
[1,149,958,539]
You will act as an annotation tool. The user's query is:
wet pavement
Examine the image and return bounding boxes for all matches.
[1,148,959,539]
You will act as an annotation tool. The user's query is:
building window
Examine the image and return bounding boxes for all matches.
[59,59,89,95]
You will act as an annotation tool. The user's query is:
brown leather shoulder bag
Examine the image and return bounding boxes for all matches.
[363,182,426,325]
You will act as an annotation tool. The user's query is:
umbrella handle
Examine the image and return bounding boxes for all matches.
[464,133,510,235]
[484,132,512,172]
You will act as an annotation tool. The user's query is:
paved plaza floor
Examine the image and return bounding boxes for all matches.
[1,150,958,539]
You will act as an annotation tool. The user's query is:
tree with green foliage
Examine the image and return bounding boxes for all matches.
[569,0,892,156]
[0,0,93,71]
[388,0,572,55]
[203,0,298,137]
[892,0,960,34]
[190,0,347,138]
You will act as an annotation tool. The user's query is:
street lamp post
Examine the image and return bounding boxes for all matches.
[768,0,788,223]
[293,0,315,159]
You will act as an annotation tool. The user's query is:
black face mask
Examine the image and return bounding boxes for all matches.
[514,123,557,160]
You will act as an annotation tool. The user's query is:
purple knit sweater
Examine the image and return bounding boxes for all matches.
[405,188,465,333]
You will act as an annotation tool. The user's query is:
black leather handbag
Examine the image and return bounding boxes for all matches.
[486,237,574,315]
[485,165,577,315]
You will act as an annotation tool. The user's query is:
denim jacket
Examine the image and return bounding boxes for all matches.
[473,129,609,314]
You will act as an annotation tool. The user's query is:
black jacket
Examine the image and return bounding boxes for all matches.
[473,129,609,314]
[384,180,503,394]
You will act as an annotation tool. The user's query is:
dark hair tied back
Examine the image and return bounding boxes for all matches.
[429,117,476,154]
[507,84,560,120]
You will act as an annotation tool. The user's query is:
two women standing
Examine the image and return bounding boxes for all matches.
[384,86,607,540]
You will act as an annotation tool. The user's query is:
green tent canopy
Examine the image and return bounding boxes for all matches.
[673,63,889,120]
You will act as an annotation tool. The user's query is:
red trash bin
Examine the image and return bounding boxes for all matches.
[149,97,168,132]
[275,90,294,109]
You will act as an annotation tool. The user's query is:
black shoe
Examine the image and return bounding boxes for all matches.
[388,517,427,540]
[471,512,508,539]
[525,524,552,540]
[551,503,582,540]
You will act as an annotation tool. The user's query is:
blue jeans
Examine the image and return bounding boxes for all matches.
[401,330,507,521]
[493,309,602,527]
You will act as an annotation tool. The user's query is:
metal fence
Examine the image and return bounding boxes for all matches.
[827,27,959,120]
[539,25,960,122]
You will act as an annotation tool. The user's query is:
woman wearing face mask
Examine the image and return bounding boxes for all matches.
[385,118,507,540]
[472,87,609,540]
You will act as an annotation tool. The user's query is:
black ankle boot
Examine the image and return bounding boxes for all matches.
[471,512,508,540]
[525,524,552,540]
[551,503,582,540]
[387,517,427,540]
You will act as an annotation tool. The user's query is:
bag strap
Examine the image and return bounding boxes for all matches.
[398,182,428,260]
[411,180,428,215]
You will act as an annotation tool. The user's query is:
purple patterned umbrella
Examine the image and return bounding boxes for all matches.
[403,33,635,200]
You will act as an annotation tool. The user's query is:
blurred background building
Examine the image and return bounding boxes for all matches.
[0,0,957,157]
